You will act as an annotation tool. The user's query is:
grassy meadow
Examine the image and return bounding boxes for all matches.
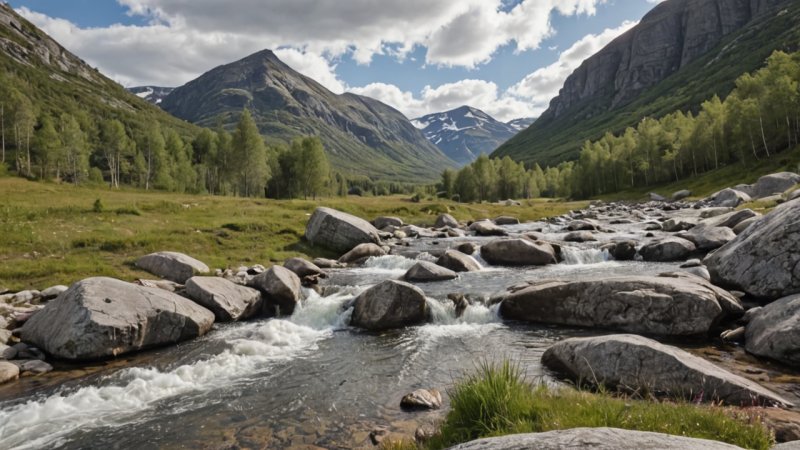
[0,177,585,291]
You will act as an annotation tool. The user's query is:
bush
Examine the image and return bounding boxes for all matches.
[88,167,104,185]
[92,198,104,213]
[115,207,141,216]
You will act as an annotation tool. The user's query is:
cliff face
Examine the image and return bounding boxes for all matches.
[540,0,789,122]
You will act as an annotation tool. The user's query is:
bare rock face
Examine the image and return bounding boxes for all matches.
[305,207,381,254]
[350,280,427,331]
[498,274,741,336]
[705,199,800,299]
[447,428,745,450]
[436,249,482,272]
[21,277,215,360]
[481,239,557,266]
[745,294,800,367]
[542,334,789,407]
[135,252,210,284]
[248,266,302,316]
[185,276,262,322]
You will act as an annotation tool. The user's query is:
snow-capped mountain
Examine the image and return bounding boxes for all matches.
[126,86,174,105]
[412,106,535,165]
[507,117,536,131]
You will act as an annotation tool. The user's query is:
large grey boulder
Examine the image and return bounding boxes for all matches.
[494,216,520,226]
[639,237,696,262]
[732,216,760,235]
[404,261,458,282]
[564,231,596,242]
[481,239,557,266]
[248,266,302,316]
[435,213,459,229]
[339,243,387,264]
[705,199,800,299]
[283,257,324,278]
[436,249,481,272]
[447,428,744,450]
[745,294,800,368]
[602,240,637,261]
[542,334,789,407]
[185,277,262,322]
[305,207,381,253]
[671,189,691,201]
[499,274,740,336]
[135,251,210,283]
[700,209,758,229]
[682,225,736,250]
[469,220,508,236]
[710,188,751,208]
[566,219,598,231]
[350,280,428,331]
[751,172,800,199]
[21,277,214,360]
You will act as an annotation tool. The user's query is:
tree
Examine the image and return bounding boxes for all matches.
[14,95,36,177]
[440,168,456,199]
[291,136,328,199]
[231,109,269,197]
[472,154,495,201]
[99,119,132,188]
[59,113,89,185]
[34,115,60,179]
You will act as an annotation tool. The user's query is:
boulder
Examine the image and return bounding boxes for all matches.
[481,239,557,266]
[404,261,458,282]
[649,192,667,201]
[705,199,800,299]
[373,216,403,229]
[671,189,692,201]
[284,258,325,279]
[185,277,262,322]
[312,258,345,269]
[400,388,442,410]
[745,294,800,367]
[701,209,758,229]
[499,274,740,336]
[455,242,479,255]
[21,277,214,360]
[339,243,387,264]
[563,231,596,242]
[434,213,459,229]
[639,237,696,262]
[790,189,800,201]
[40,285,68,300]
[447,428,744,450]
[469,220,507,236]
[0,361,19,384]
[436,249,481,272]
[350,280,428,331]
[0,344,16,360]
[602,240,637,261]
[566,219,598,231]
[751,172,800,199]
[135,251,210,284]
[248,266,302,316]
[711,188,751,208]
[662,217,697,232]
[305,207,381,253]
[15,359,53,375]
[700,207,735,219]
[732,216,760,235]
[682,225,736,250]
[493,216,519,226]
[684,265,711,281]
[542,334,789,406]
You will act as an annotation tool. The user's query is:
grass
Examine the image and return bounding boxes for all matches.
[393,361,774,450]
[0,177,584,290]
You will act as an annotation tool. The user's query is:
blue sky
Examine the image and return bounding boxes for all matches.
[10,0,661,121]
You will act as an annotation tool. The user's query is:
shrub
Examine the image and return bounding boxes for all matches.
[92,198,104,213]
[88,167,104,185]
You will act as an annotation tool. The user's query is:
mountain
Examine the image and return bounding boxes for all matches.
[0,4,196,137]
[493,0,800,167]
[160,50,455,182]
[127,86,174,105]
[507,117,536,131]
[411,106,531,166]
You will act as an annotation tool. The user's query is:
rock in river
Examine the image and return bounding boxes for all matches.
[436,249,481,272]
[135,251,210,284]
[305,207,381,254]
[400,388,442,410]
[21,277,214,360]
[339,243,387,264]
[481,239,557,266]
[404,261,458,282]
[498,274,741,336]
[248,266,302,316]
[0,361,19,384]
[542,334,789,406]
[350,280,427,331]
[639,237,696,262]
[469,220,507,236]
[745,294,800,368]
[185,276,262,322]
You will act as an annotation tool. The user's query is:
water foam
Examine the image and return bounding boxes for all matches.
[360,255,418,273]
[561,247,611,265]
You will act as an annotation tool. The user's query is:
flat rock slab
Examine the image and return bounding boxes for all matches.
[135,251,210,284]
[185,276,262,322]
[498,274,740,336]
[21,277,214,360]
[447,427,744,449]
[305,207,381,254]
[542,334,789,407]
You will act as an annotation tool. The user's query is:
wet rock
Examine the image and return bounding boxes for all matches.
[745,294,800,368]
[248,266,302,316]
[305,207,381,254]
[494,216,519,226]
[312,258,345,269]
[0,361,19,384]
[135,251,210,284]
[448,428,744,450]
[563,231,596,242]
[40,285,68,300]
[21,277,214,360]
[499,274,740,336]
[284,258,325,279]
[710,188,751,208]
[469,220,507,236]
[448,293,469,318]
[373,216,403,229]
[404,261,458,282]
[671,189,691,201]
[14,359,53,375]
[185,277,262,322]
[751,172,800,199]
[481,239,557,266]
[435,213,459,229]
[338,243,387,264]
[542,334,789,407]
[639,237,696,262]
[682,225,736,250]
[400,388,442,410]
[565,219,598,231]
[602,240,637,261]
[705,199,800,299]
[350,280,427,331]
[455,242,479,255]
[436,250,481,272]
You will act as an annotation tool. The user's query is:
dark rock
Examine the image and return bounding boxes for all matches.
[751,172,800,199]
[639,237,696,262]
[494,216,519,226]
[455,242,479,255]
[602,240,637,261]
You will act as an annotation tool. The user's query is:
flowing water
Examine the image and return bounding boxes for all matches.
[0,216,794,449]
